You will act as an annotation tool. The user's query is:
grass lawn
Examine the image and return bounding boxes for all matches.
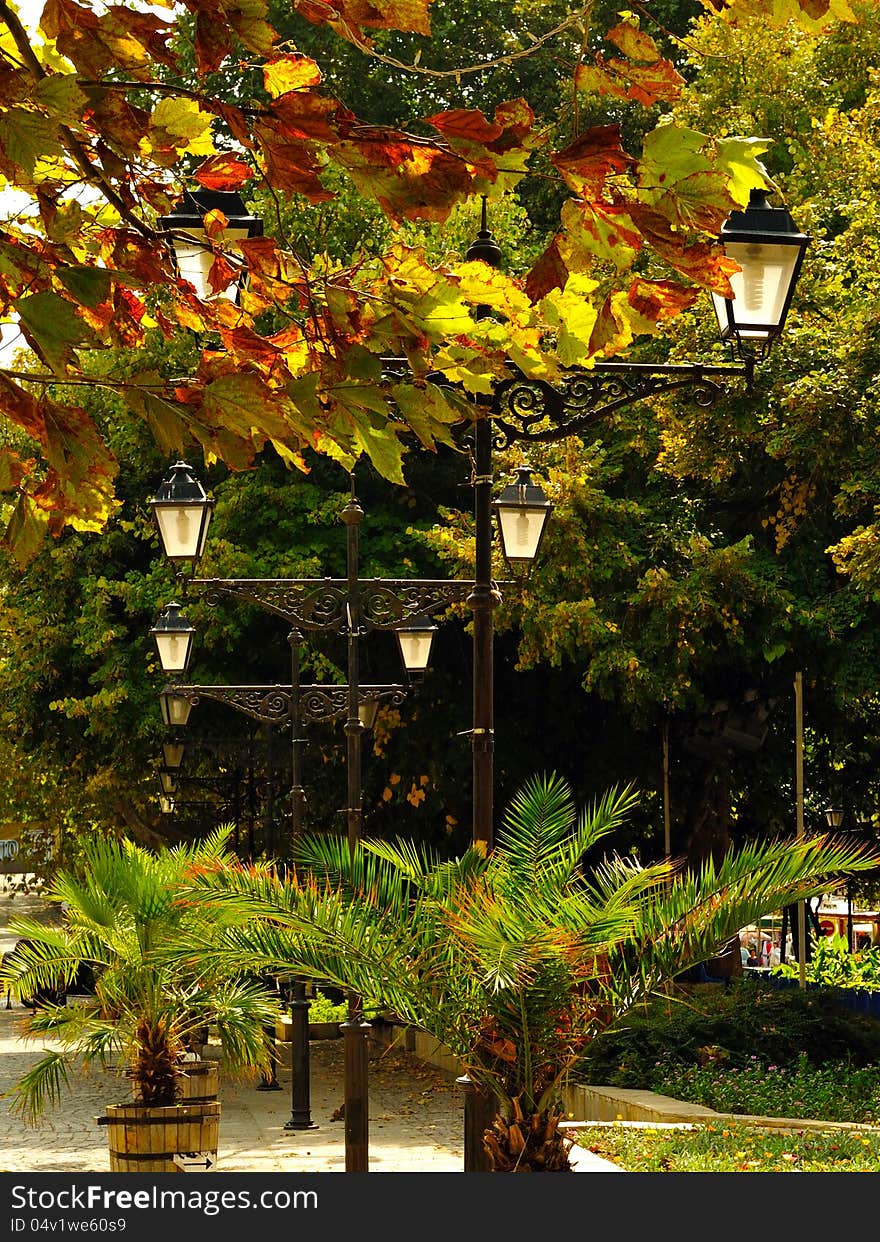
[575,1120,880,1172]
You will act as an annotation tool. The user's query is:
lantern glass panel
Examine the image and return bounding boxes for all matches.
[397,627,435,673]
[160,693,193,727]
[496,505,548,565]
[154,503,212,562]
[172,227,252,302]
[162,741,185,769]
[153,629,193,675]
[711,241,802,339]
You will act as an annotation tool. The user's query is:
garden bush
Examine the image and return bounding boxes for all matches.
[578,979,880,1087]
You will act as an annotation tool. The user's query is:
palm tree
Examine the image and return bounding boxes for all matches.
[0,830,278,1123]
[180,774,879,1171]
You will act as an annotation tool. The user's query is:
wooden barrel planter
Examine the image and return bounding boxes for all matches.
[98,1101,220,1173]
[176,1060,219,1103]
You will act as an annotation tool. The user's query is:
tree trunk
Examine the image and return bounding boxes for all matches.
[684,762,741,980]
[482,1106,572,1172]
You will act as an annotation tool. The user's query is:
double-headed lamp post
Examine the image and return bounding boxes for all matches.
[148,457,470,1171]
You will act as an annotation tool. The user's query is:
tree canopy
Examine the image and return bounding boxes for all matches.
[0,0,846,563]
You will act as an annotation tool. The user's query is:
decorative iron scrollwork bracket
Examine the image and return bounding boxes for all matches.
[192,578,473,632]
[164,683,409,726]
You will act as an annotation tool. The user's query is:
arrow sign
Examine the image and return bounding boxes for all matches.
[173,1151,215,1172]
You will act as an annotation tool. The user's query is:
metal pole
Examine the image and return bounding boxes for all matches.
[662,718,671,859]
[340,480,370,1172]
[795,671,807,989]
[284,627,317,1132]
[470,412,496,854]
[456,1074,495,1172]
[466,198,502,855]
[460,199,502,1167]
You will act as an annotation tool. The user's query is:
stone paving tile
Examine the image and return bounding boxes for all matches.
[0,1004,465,1174]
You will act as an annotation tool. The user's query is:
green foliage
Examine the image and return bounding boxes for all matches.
[177,772,878,1170]
[0,830,278,1121]
[307,991,348,1024]
[648,1051,880,1123]
[775,936,880,989]
[580,1119,880,1172]
[579,980,880,1084]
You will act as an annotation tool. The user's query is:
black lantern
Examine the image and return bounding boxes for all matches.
[158,188,263,302]
[358,698,381,731]
[824,806,845,830]
[712,188,811,358]
[150,461,214,565]
[162,740,186,769]
[159,769,177,796]
[159,689,193,728]
[158,792,176,816]
[395,614,437,677]
[493,465,552,567]
[150,602,196,675]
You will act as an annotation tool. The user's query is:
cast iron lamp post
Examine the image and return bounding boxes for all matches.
[442,187,810,1168]
[149,464,472,1170]
[445,188,810,856]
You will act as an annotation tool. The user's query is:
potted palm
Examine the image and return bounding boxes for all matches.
[0,830,279,1172]
[179,772,880,1172]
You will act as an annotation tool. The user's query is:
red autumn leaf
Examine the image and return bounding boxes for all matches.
[552,125,633,195]
[524,238,568,303]
[194,153,254,192]
[206,251,239,296]
[628,277,701,322]
[201,208,229,241]
[606,56,686,108]
[294,0,433,38]
[85,90,152,158]
[253,120,333,201]
[628,203,738,294]
[270,90,341,142]
[193,9,233,75]
[221,324,286,371]
[425,109,504,146]
[334,133,473,222]
[575,53,684,108]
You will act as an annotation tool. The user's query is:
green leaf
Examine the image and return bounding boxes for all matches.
[390,381,463,451]
[32,74,88,125]
[715,136,776,207]
[17,292,98,374]
[0,109,65,175]
[57,266,113,309]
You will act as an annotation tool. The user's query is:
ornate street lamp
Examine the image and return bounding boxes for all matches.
[159,688,194,728]
[149,461,215,565]
[159,769,177,796]
[394,614,438,678]
[824,806,845,831]
[712,188,811,360]
[158,793,176,816]
[358,698,381,731]
[150,601,196,676]
[162,739,186,769]
[158,188,263,302]
[493,464,552,568]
